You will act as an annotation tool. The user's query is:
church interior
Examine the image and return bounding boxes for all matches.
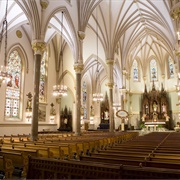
[1,0,180,179]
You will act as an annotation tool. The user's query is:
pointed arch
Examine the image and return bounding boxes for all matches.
[5,47,26,120]
[132,59,139,81]
[150,58,158,81]
[167,55,174,79]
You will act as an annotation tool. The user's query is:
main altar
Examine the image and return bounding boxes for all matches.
[140,82,172,130]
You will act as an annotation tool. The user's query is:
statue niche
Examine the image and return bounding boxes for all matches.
[140,82,171,129]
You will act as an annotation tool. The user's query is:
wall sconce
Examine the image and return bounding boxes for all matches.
[50,103,56,123]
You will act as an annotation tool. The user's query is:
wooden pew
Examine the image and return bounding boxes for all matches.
[0,155,14,179]
[0,151,28,177]
[120,164,180,179]
[80,155,144,166]
[27,156,121,179]
[0,147,38,157]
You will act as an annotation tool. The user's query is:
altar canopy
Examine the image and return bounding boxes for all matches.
[140,82,172,129]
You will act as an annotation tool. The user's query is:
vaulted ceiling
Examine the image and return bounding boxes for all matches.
[0,0,177,76]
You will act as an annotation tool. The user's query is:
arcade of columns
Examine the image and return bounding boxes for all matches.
[170,1,180,122]
[30,1,180,140]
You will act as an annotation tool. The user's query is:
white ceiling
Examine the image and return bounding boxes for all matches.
[0,0,177,75]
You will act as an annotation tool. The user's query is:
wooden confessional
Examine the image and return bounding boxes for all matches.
[97,92,110,130]
[58,106,72,132]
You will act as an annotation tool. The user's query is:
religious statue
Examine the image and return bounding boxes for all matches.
[141,114,146,122]
[26,92,32,111]
[104,110,109,120]
[145,104,148,114]
[164,113,170,121]
[153,102,157,112]
[50,103,56,116]
[162,103,166,113]
[153,112,158,121]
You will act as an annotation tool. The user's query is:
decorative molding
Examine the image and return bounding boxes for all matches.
[106,82,114,89]
[78,31,85,41]
[123,68,127,75]
[31,41,46,55]
[40,0,49,9]
[106,59,114,65]
[119,88,127,94]
[170,7,180,20]
[175,50,180,57]
[16,30,22,38]
[74,63,84,73]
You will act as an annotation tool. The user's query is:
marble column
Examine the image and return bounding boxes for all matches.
[170,4,180,122]
[106,59,114,132]
[122,68,127,89]
[31,41,46,141]
[73,31,85,135]
[74,63,84,135]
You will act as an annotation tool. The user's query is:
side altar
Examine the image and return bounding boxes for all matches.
[140,82,172,130]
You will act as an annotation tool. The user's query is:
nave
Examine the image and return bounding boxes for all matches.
[1,130,180,179]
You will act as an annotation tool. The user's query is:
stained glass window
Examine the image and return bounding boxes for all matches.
[82,81,87,119]
[132,60,138,81]
[39,51,47,102]
[168,56,174,78]
[150,59,158,81]
[5,50,22,119]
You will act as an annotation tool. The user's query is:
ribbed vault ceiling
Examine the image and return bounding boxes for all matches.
[0,0,176,76]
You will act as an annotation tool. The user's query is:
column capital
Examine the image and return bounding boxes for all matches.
[170,7,180,20]
[161,74,165,79]
[74,63,84,74]
[78,31,85,41]
[40,0,49,9]
[119,88,127,94]
[175,50,180,57]
[32,40,46,55]
[127,74,131,80]
[106,59,114,65]
[106,82,114,89]
[123,68,127,75]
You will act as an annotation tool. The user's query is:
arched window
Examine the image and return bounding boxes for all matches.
[168,56,174,78]
[39,51,47,102]
[82,81,87,119]
[150,59,158,81]
[5,50,22,119]
[132,60,138,81]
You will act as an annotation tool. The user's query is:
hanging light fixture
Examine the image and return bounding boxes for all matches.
[93,7,103,102]
[53,11,67,97]
[0,0,11,86]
